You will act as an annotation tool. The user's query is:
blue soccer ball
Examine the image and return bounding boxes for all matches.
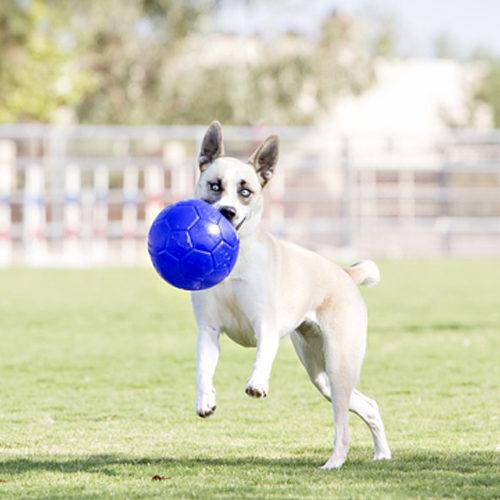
[148,199,240,291]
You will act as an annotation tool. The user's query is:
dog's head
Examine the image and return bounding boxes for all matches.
[194,121,279,238]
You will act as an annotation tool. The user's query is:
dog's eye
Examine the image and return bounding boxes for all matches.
[209,182,221,192]
[240,188,252,198]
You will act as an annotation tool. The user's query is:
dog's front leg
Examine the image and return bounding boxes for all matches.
[196,327,220,418]
[245,325,279,399]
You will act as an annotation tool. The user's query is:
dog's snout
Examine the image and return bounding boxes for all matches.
[220,206,237,222]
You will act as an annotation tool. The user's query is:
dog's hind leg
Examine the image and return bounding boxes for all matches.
[350,389,391,460]
[291,316,391,464]
[317,309,360,469]
[291,322,353,469]
[310,295,369,470]
[291,321,331,400]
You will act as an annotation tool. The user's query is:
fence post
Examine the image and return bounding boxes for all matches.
[24,163,47,265]
[164,142,189,201]
[0,140,15,266]
[267,168,285,238]
[341,136,353,249]
[92,165,109,264]
[63,164,82,264]
[47,126,67,252]
[122,165,139,264]
[145,164,165,225]
[399,169,416,237]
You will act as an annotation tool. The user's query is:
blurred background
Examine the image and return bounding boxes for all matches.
[1,0,500,266]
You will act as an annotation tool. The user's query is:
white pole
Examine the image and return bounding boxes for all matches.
[145,164,165,227]
[24,163,47,265]
[399,170,416,222]
[122,165,139,264]
[164,142,188,201]
[0,140,15,266]
[144,164,165,265]
[267,168,285,238]
[63,164,82,265]
[92,165,109,264]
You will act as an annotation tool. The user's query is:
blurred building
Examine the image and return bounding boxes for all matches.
[325,58,492,133]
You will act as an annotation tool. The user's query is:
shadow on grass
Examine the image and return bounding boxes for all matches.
[0,448,497,473]
[403,322,497,333]
[0,449,497,497]
[371,321,500,335]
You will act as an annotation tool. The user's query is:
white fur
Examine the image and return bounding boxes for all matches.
[348,260,381,287]
[190,124,391,469]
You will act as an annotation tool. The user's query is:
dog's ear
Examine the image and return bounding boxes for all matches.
[248,135,279,187]
[198,121,224,171]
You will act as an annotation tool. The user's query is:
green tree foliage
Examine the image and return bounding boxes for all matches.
[0,0,94,122]
[0,1,375,125]
[373,24,397,59]
[143,13,375,125]
[433,33,460,59]
[73,0,206,124]
[314,13,375,105]
[474,56,500,127]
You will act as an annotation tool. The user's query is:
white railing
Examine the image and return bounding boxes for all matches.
[0,124,499,266]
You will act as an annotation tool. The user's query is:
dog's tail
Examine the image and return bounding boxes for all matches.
[344,260,380,288]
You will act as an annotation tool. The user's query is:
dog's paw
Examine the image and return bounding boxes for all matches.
[245,378,268,399]
[196,390,217,418]
[197,404,216,418]
[320,457,345,470]
[373,448,392,461]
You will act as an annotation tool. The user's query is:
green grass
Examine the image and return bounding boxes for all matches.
[0,260,499,498]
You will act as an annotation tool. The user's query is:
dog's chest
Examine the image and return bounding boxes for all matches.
[212,241,272,347]
[216,283,257,347]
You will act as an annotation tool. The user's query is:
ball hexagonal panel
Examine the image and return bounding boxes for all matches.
[212,240,238,270]
[147,216,170,254]
[219,216,239,248]
[166,230,193,259]
[182,249,214,281]
[165,202,199,230]
[189,218,222,252]
[151,251,183,288]
[194,202,222,225]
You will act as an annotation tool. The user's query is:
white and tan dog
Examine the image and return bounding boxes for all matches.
[191,121,391,469]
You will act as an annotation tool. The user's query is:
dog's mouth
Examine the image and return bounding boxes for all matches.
[218,207,246,232]
[235,217,246,232]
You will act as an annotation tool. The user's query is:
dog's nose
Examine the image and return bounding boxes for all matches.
[219,206,237,222]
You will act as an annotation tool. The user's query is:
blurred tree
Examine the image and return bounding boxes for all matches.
[72,0,207,124]
[151,12,375,125]
[433,33,460,59]
[473,56,500,127]
[0,0,94,123]
[314,12,374,107]
[373,24,397,59]
[0,1,376,125]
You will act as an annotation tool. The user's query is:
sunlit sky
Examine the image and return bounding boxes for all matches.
[215,0,500,56]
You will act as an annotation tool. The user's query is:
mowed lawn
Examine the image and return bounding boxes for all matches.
[0,260,499,499]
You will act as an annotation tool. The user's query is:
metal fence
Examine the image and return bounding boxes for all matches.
[0,124,499,266]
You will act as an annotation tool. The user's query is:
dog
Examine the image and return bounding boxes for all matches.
[190,121,391,469]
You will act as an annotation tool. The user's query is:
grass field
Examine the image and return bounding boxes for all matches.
[0,260,499,498]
